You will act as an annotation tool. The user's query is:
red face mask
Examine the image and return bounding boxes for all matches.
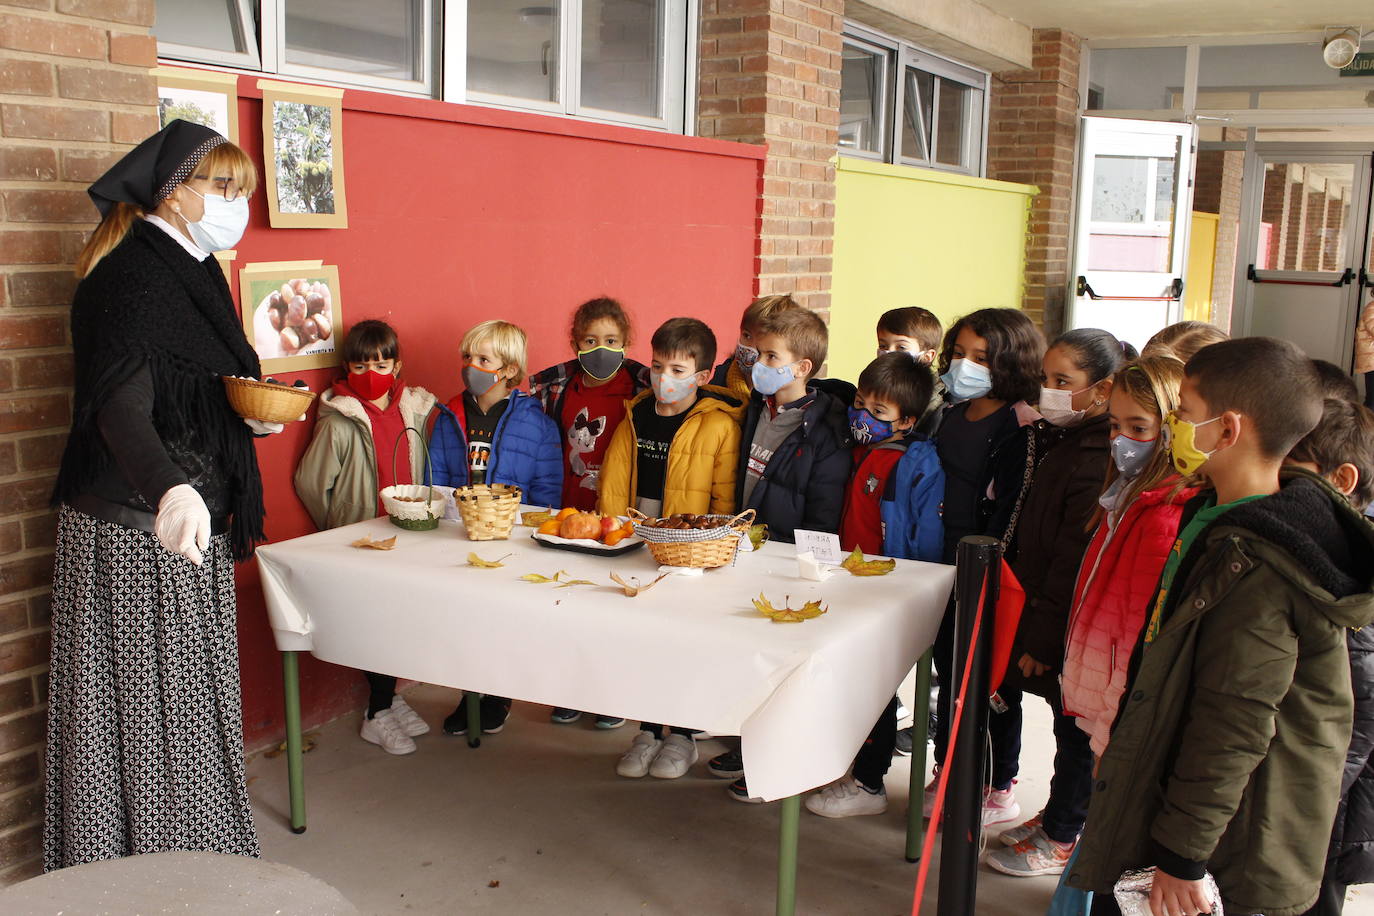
[347,369,393,401]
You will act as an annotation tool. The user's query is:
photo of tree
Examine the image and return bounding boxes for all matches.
[154,71,237,143]
[261,82,348,229]
[272,100,335,215]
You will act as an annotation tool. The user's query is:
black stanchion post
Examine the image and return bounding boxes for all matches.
[937,535,1000,916]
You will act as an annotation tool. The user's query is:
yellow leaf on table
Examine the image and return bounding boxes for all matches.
[521,509,555,527]
[554,579,596,589]
[610,571,669,597]
[753,592,828,623]
[520,570,570,584]
[351,535,397,550]
[840,546,896,576]
[467,552,511,568]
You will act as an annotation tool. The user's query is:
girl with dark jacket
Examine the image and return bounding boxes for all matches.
[986,329,1133,879]
[46,122,271,869]
[923,308,1045,823]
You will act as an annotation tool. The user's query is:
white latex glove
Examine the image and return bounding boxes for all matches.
[244,417,285,435]
[155,484,211,566]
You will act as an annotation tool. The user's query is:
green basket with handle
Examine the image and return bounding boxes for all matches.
[378,426,448,531]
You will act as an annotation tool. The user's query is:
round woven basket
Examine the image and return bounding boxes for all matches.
[222,376,316,424]
[380,427,445,530]
[454,483,522,540]
[627,508,755,569]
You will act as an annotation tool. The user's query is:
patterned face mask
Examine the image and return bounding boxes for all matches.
[651,370,697,405]
[1111,434,1157,478]
[1163,412,1222,476]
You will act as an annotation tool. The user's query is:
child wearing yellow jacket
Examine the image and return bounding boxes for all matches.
[598,317,744,780]
[597,317,744,519]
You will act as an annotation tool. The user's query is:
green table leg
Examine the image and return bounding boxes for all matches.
[466,690,482,748]
[282,651,306,834]
[776,793,800,916]
[906,649,933,862]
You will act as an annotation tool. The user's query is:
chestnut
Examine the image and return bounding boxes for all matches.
[290,277,310,295]
[279,283,294,303]
[313,311,332,340]
[280,327,302,352]
[306,292,326,316]
[299,317,320,344]
[268,305,285,331]
[285,295,307,327]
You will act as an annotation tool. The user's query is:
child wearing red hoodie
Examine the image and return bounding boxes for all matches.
[1043,355,1199,911]
[295,319,439,756]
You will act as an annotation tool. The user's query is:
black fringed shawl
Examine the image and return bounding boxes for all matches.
[53,219,265,560]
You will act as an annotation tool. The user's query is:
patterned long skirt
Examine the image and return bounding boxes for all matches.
[43,505,260,871]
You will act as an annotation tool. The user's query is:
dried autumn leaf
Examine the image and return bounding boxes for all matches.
[521,509,555,527]
[840,546,896,577]
[467,552,511,568]
[520,570,571,584]
[753,592,828,623]
[610,571,669,597]
[554,579,596,589]
[351,535,398,550]
[748,524,770,551]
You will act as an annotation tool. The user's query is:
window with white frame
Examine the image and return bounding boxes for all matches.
[152,0,692,132]
[839,25,988,176]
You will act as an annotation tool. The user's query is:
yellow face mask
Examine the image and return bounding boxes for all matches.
[1163,412,1222,476]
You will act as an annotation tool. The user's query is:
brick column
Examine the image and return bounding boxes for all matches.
[986,28,1081,334]
[0,0,158,883]
[696,0,842,318]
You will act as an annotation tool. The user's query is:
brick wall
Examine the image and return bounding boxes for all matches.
[696,0,842,318]
[985,28,1081,334]
[0,0,158,884]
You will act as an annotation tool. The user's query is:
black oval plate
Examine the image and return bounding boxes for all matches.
[530,532,646,557]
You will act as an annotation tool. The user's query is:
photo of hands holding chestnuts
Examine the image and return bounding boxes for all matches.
[251,277,336,359]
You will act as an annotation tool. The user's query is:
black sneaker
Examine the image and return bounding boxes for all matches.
[444,694,512,735]
[894,726,914,757]
[707,748,744,779]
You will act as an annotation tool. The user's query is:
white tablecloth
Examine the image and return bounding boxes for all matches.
[256,515,954,801]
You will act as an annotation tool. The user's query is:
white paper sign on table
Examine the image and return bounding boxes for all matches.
[793,529,843,565]
[797,551,835,582]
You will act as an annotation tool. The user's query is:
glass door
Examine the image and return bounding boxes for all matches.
[1069,117,1196,350]
[1235,152,1372,370]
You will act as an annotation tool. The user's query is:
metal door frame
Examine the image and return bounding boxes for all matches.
[1232,145,1373,369]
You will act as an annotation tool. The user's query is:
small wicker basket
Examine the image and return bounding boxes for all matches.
[222,376,316,424]
[379,427,447,531]
[627,508,755,569]
[453,483,523,540]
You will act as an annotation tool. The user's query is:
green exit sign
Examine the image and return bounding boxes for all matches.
[1339,52,1374,77]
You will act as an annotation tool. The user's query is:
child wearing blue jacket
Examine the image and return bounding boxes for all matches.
[430,319,562,736]
[810,351,945,819]
[430,319,562,507]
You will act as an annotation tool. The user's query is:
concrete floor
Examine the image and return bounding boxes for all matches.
[247,684,1374,916]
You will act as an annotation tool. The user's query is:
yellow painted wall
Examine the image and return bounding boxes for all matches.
[1184,211,1219,323]
[829,157,1037,384]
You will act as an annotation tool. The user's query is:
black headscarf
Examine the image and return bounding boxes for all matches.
[88,119,227,216]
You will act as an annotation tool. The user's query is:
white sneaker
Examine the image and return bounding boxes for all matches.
[389,696,430,737]
[805,778,888,818]
[982,786,1021,828]
[360,710,416,755]
[649,733,698,779]
[616,731,663,778]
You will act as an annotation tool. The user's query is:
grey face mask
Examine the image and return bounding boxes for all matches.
[577,347,625,381]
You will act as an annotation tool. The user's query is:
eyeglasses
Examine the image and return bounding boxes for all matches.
[191,174,242,202]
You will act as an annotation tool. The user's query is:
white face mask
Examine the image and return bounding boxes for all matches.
[1038,385,1092,427]
[179,186,249,252]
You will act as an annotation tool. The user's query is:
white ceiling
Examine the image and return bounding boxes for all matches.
[975,0,1368,40]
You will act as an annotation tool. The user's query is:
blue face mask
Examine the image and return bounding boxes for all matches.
[848,407,894,444]
[940,358,993,402]
[751,361,797,397]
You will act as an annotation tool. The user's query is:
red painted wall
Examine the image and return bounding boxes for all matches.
[221,79,765,749]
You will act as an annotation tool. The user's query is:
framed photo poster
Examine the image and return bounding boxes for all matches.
[238,262,344,372]
[260,80,349,229]
[156,66,239,143]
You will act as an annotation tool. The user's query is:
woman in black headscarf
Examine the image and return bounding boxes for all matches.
[45,120,278,870]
